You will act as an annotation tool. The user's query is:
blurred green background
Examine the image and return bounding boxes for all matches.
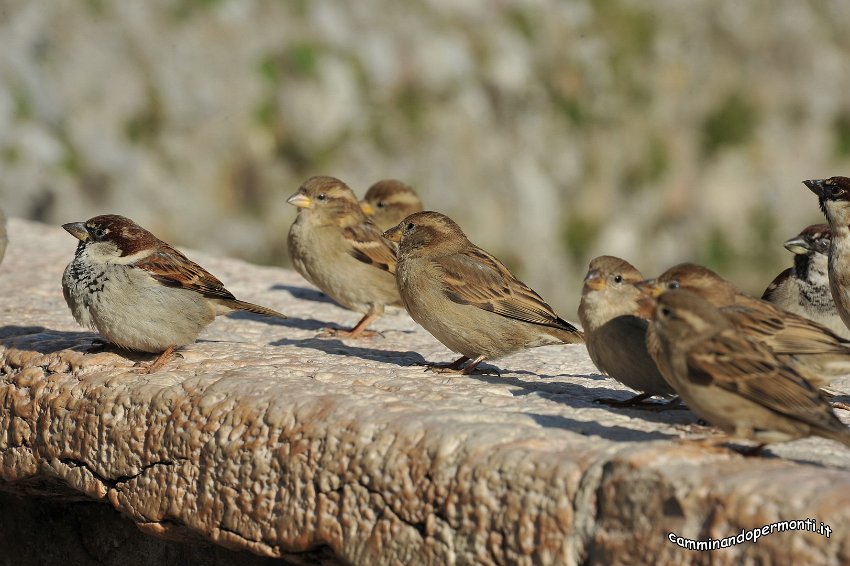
[1,0,848,317]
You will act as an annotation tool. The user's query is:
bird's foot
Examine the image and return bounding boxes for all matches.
[133,346,181,374]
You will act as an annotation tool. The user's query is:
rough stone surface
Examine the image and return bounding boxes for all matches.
[2,218,850,565]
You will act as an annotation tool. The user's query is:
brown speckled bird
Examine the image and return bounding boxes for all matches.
[644,289,850,450]
[578,255,676,407]
[359,179,424,231]
[287,176,401,338]
[639,263,850,389]
[762,224,848,338]
[384,211,583,374]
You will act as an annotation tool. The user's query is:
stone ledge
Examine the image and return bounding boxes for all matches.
[1,218,850,565]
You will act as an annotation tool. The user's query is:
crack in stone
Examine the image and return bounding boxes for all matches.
[58,457,183,489]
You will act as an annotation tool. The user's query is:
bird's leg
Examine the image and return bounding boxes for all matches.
[136,345,177,374]
[318,313,380,339]
[461,355,488,375]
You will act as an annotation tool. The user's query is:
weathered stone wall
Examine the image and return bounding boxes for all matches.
[2,218,850,565]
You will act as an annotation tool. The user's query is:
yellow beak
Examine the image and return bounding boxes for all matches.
[634,278,664,298]
[287,193,312,209]
[360,201,375,216]
[783,235,809,255]
[62,222,90,242]
[383,225,403,243]
[583,270,607,291]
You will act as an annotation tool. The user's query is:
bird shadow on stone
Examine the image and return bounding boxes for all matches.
[227,310,330,332]
[270,337,427,368]
[467,372,697,426]
[230,310,418,336]
[527,413,675,442]
[269,283,335,305]
[0,325,101,355]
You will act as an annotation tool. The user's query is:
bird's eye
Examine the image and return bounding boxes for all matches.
[667,280,680,290]
[316,193,326,201]
[88,226,106,239]
[404,222,415,234]
[612,274,623,284]
[660,306,673,318]
[377,201,385,208]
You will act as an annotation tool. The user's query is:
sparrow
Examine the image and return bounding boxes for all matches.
[578,255,676,407]
[384,211,583,374]
[0,208,6,265]
[645,288,850,449]
[762,224,848,338]
[359,179,424,232]
[287,176,401,338]
[62,214,286,372]
[638,263,850,388]
[803,176,850,334]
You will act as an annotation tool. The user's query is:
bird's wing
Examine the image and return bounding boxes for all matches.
[687,332,841,431]
[344,220,397,274]
[133,244,237,301]
[435,246,575,331]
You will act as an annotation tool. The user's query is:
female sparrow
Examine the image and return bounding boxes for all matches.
[639,263,850,388]
[762,224,848,338]
[646,289,850,449]
[578,256,676,406]
[384,211,583,374]
[62,214,286,372]
[287,176,401,338]
[359,179,424,232]
[804,176,850,334]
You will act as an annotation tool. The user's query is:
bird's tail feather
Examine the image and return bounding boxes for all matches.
[218,299,287,318]
[548,319,585,344]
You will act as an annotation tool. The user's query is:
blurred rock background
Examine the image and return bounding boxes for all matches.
[1,0,848,316]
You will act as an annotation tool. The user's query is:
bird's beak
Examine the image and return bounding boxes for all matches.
[583,270,606,290]
[383,225,403,243]
[803,179,827,197]
[360,201,375,216]
[634,279,661,318]
[287,192,312,209]
[783,235,810,255]
[634,278,664,299]
[62,222,89,242]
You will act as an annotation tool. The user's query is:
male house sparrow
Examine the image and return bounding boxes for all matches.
[640,263,850,388]
[287,176,401,338]
[62,214,286,371]
[359,179,424,232]
[645,289,850,449]
[803,176,850,334]
[762,224,848,338]
[384,211,583,374]
[578,256,676,406]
